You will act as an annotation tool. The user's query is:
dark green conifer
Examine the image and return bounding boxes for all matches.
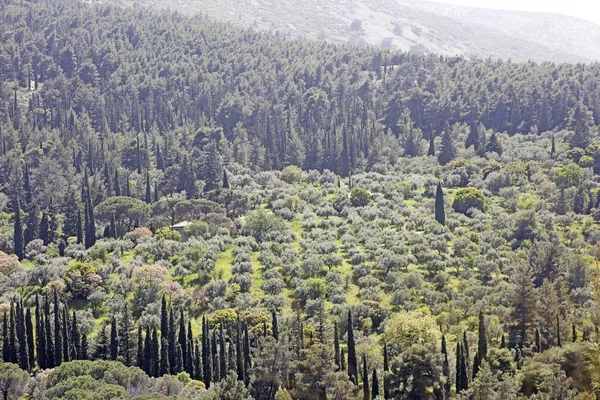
[456,342,463,392]
[76,209,83,244]
[71,311,80,360]
[243,323,251,384]
[53,292,63,365]
[372,369,379,400]
[151,328,159,377]
[551,134,556,159]
[145,171,152,204]
[572,323,577,342]
[212,329,219,380]
[114,169,121,196]
[62,307,69,363]
[160,296,169,340]
[341,348,346,371]
[7,303,16,364]
[110,315,118,360]
[39,211,49,246]
[154,182,159,203]
[186,338,194,376]
[44,296,54,367]
[137,327,144,368]
[194,342,202,380]
[235,318,243,382]
[81,331,88,360]
[23,203,39,246]
[428,133,435,156]
[435,182,445,225]
[362,354,370,400]
[156,143,165,171]
[500,334,506,349]
[535,328,541,353]
[438,129,455,166]
[13,198,23,260]
[219,322,226,380]
[272,310,278,340]
[347,311,358,385]
[2,313,8,362]
[168,308,177,373]
[223,170,230,189]
[478,311,487,360]
[557,315,562,347]
[334,321,340,369]
[160,337,170,376]
[23,163,32,205]
[25,308,34,369]
[16,301,29,370]
[178,309,187,370]
[472,352,480,379]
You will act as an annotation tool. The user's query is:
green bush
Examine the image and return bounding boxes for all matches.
[280,165,304,184]
[452,187,485,214]
[155,227,181,241]
[350,188,371,207]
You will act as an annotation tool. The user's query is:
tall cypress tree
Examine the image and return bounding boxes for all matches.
[23,163,32,205]
[62,307,69,363]
[7,303,17,363]
[219,322,226,380]
[156,143,165,171]
[23,203,39,246]
[551,134,556,159]
[438,129,455,166]
[25,308,34,369]
[81,331,88,360]
[168,308,177,373]
[121,304,131,365]
[151,328,159,377]
[455,342,463,393]
[428,133,435,156]
[137,327,144,368]
[211,329,219,381]
[477,311,487,360]
[334,321,340,370]
[272,310,279,340]
[178,309,187,370]
[110,316,118,360]
[243,323,251,384]
[154,182,159,203]
[472,352,480,379]
[235,317,243,382]
[362,354,370,400]
[71,311,81,360]
[2,313,8,362]
[160,337,170,376]
[114,169,121,196]
[194,341,202,381]
[572,323,577,342]
[341,348,346,371]
[35,295,46,369]
[44,296,54,367]
[145,171,152,204]
[186,329,194,375]
[347,311,358,385]
[13,198,23,260]
[372,369,379,400]
[76,209,83,244]
[16,301,29,370]
[39,211,49,245]
[557,314,562,347]
[53,292,63,366]
[534,328,541,353]
[435,182,445,225]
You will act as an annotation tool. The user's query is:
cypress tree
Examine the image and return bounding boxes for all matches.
[35,295,46,369]
[2,314,8,362]
[194,342,202,381]
[156,143,165,171]
[500,334,506,349]
[435,182,445,225]
[347,311,358,385]
[223,170,230,189]
[442,352,450,397]
[212,329,219,381]
[26,308,34,369]
[372,369,379,400]
[243,323,251,384]
[104,163,112,197]
[144,328,155,373]
[151,328,159,377]
[81,331,88,360]
[205,327,213,387]
[71,311,81,360]
[120,304,131,365]
[168,308,177,373]
[136,136,142,174]
[13,198,23,260]
[44,296,54,367]
[53,292,63,366]
[428,133,435,156]
[572,323,577,342]
[362,354,370,400]
[145,171,152,204]
[23,203,39,246]
[110,316,119,360]
[178,309,187,370]
[456,342,463,393]
[441,334,447,356]
[535,328,541,353]
[39,211,49,246]
[462,332,470,375]
[472,352,480,379]
[160,296,169,339]
[137,327,144,368]
[62,307,69,363]
[460,345,468,391]
[160,337,170,375]
[334,321,340,369]
[154,182,159,203]
[235,318,243,382]
[478,311,487,360]
[87,139,94,174]
[186,338,194,376]
[84,189,96,249]
[126,175,131,197]
[341,348,346,371]
[23,163,32,205]
[272,310,279,340]
[557,315,562,347]
[16,302,29,370]
[219,323,226,380]
[114,169,121,196]
[551,134,556,159]
[438,129,455,165]
[111,213,117,239]
[263,321,267,337]
[76,209,83,244]
[93,323,108,361]
[176,343,184,375]
[8,304,17,364]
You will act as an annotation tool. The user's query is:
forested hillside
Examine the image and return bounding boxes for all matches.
[1,0,600,398]
[121,0,600,63]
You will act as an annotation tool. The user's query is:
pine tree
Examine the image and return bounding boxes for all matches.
[372,369,379,400]
[435,182,445,225]
[362,354,370,400]
[110,316,119,360]
[438,129,456,166]
[13,198,23,260]
[334,321,340,370]
[347,311,358,385]
[478,311,487,360]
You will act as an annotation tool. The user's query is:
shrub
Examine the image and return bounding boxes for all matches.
[155,227,181,242]
[350,188,372,207]
[453,187,485,214]
[280,165,304,184]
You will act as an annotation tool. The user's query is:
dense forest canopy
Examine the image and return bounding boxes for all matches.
[0,0,600,399]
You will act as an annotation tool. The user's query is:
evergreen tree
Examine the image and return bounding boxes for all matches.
[137,327,144,368]
[372,369,379,400]
[76,209,83,244]
[486,131,502,155]
[120,305,133,363]
[62,191,79,238]
[25,308,34,369]
[235,318,243,382]
[16,302,29,370]
[23,203,39,246]
[478,311,487,360]
[465,122,480,149]
[557,315,562,347]
[35,295,46,369]
[104,163,112,197]
[472,352,480,379]
[551,134,556,159]
[428,133,435,156]
[13,198,23,260]
[7,303,17,364]
[23,163,32,205]
[194,342,202,381]
[39,212,49,246]
[145,171,152,204]
[168,308,177,373]
[362,354,370,400]
[160,337,170,375]
[62,307,69,363]
[44,296,54,367]
[81,331,88,360]
[347,311,358,385]
[572,323,577,343]
[153,182,159,203]
[2,314,8,362]
[568,101,594,149]
[151,328,159,377]
[223,170,230,189]
[114,169,121,196]
[156,143,165,171]
[243,323,251,384]
[219,323,227,380]
[535,328,541,353]
[456,342,463,393]
[178,309,187,371]
[435,182,445,225]
[71,311,81,360]
[334,321,340,370]
[460,344,469,391]
[438,129,456,166]
[110,315,119,360]
[53,291,63,366]
[272,310,278,340]
[341,347,346,372]
[93,323,108,361]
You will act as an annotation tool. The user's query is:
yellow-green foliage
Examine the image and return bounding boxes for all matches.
[452,187,485,214]
[385,310,441,349]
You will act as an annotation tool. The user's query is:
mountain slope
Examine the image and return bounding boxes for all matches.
[121,0,600,63]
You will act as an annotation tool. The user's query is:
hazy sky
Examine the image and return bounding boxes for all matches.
[430,0,600,25]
